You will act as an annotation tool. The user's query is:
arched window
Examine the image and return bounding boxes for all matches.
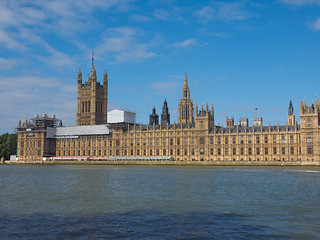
[184,90,187,98]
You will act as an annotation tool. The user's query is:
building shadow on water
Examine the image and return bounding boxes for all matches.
[0,211,290,239]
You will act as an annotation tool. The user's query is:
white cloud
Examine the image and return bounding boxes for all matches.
[173,38,198,48]
[312,17,320,30]
[0,74,76,133]
[130,14,152,22]
[148,74,183,94]
[194,2,251,21]
[279,0,320,5]
[154,9,171,20]
[149,80,181,93]
[0,58,17,70]
[95,27,156,63]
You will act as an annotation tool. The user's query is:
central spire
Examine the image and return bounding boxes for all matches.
[178,69,194,124]
[185,69,187,84]
[92,49,95,70]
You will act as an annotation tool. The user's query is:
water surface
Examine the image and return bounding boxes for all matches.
[0,165,319,239]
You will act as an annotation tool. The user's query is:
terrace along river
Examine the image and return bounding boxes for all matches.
[0,165,319,239]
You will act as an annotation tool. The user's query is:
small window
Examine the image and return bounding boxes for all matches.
[307,146,313,155]
[307,119,311,126]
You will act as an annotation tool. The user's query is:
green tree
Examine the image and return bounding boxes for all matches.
[0,133,17,160]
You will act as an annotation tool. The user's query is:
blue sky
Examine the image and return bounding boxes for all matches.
[1,0,320,134]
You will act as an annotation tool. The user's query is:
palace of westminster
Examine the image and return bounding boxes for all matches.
[16,57,320,164]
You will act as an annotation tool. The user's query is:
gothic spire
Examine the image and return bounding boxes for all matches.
[92,49,95,70]
[288,100,294,116]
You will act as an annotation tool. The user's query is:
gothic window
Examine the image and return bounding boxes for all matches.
[290,147,294,155]
[184,90,187,98]
[200,148,204,155]
[307,133,313,143]
[307,146,313,155]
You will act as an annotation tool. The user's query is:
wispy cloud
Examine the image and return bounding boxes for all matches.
[194,1,251,21]
[129,14,152,22]
[0,74,76,133]
[149,74,184,94]
[279,0,320,5]
[95,27,156,63]
[0,58,17,70]
[312,17,320,30]
[173,38,198,48]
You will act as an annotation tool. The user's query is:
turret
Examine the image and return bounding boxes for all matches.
[161,99,170,125]
[77,67,82,85]
[149,107,159,125]
[287,100,295,126]
[196,104,214,129]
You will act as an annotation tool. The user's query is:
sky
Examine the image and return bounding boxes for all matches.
[1,0,320,134]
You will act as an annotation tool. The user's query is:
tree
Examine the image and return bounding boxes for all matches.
[0,133,17,160]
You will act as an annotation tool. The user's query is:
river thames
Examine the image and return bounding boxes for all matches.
[0,165,319,239]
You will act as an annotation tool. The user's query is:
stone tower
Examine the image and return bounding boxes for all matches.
[161,99,170,125]
[287,100,295,126]
[300,98,320,162]
[195,104,214,130]
[177,71,194,124]
[149,107,159,125]
[76,50,108,126]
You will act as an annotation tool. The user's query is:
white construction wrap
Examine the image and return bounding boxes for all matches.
[108,109,135,124]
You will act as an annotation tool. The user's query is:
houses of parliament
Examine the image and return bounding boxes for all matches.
[16,57,320,165]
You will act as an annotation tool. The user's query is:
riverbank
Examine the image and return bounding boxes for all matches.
[5,160,320,166]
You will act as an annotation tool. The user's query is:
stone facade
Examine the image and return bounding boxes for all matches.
[76,64,108,126]
[16,65,320,165]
